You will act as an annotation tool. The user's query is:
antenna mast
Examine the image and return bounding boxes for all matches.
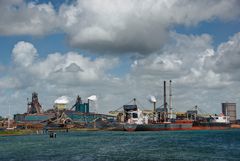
[169,80,172,119]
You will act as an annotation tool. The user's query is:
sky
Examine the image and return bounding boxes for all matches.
[1,0,240,118]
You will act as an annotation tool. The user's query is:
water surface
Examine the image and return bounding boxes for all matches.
[0,129,240,161]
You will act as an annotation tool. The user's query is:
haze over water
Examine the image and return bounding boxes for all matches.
[1,130,240,161]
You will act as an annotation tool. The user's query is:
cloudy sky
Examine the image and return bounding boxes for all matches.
[1,0,240,118]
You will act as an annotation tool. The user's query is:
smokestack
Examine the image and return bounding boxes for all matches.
[164,81,167,111]
[153,102,156,113]
[163,81,167,122]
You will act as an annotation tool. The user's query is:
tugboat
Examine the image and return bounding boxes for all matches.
[122,101,148,131]
[192,113,230,130]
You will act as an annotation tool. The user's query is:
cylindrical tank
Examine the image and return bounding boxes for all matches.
[54,96,69,110]
[222,103,236,123]
[55,103,67,110]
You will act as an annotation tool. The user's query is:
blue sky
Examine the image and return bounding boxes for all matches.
[0,0,240,117]
[174,19,240,47]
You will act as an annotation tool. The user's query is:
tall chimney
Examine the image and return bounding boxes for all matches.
[164,81,167,122]
[153,102,156,113]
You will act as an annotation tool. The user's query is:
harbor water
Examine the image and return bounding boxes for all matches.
[1,129,240,161]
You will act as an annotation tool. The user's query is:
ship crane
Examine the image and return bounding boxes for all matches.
[190,105,211,117]
[109,98,140,114]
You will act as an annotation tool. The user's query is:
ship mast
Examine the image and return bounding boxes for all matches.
[133,98,136,105]
[169,80,172,119]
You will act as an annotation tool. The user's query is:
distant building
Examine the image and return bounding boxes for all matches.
[71,96,89,113]
[222,103,237,123]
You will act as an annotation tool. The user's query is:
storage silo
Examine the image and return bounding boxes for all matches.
[222,103,237,123]
[54,96,69,110]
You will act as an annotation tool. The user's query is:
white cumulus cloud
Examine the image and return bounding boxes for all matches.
[12,41,38,67]
[1,32,240,117]
[1,0,240,53]
[0,0,59,35]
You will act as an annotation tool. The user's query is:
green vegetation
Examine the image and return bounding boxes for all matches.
[69,128,101,131]
[0,129,35,136]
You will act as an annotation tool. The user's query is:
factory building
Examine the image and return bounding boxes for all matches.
[14,93,116,129]
[222,103,237,123]
[71,95,89,113]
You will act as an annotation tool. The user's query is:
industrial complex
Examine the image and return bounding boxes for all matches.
[0,81,240,132]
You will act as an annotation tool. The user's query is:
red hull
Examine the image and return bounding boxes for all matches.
[125,128,136,132]
[123,124,137,131]
[190,126,230,130]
